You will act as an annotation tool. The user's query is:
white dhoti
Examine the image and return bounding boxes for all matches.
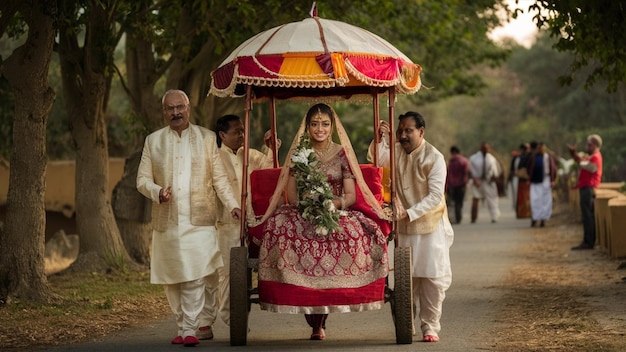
[530,178,553,221]
[470,181,500,222]
[510,177,519,210]
[412,275,452,337]
[214,222,241,326]
[398,217,453,338]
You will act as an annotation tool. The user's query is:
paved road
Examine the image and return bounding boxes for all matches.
[43,196,531,351]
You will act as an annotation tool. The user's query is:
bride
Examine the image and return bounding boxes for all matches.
[253,103,390,340]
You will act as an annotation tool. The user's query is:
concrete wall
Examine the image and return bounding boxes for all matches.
[0,157,125,217]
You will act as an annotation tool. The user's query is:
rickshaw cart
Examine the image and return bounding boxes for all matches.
[209,13,422,346]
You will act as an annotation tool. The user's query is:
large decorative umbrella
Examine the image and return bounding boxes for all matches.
[209,14,422,100]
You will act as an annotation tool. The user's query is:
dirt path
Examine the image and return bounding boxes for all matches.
[491,204,626,351]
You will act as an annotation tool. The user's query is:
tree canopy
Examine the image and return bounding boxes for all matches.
[525,0,626,92]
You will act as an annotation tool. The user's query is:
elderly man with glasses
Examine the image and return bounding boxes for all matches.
[137,89,241,346]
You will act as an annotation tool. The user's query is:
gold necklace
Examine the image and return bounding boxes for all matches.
[313,139,332,158]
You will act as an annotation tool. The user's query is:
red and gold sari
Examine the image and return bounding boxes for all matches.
[250,108,390,314]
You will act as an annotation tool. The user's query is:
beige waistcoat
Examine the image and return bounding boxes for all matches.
[137,124,237,232]
[396,141,446,235]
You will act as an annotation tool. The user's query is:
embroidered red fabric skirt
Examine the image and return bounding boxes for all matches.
[253,205,389,314]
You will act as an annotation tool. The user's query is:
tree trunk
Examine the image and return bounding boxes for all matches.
[0,0,57,303]
[165,2,220,127]
[124,27,164,134]
[112,151,152,265]
[57,1,135,272]
[116,23,167,265]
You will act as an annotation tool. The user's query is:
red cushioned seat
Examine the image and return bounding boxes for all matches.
[250,168,282,217]
[351,164,391,236]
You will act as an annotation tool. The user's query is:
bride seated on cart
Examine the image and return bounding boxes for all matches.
[249,103,391,340]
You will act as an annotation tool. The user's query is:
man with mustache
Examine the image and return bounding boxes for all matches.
[368,111,454,343]
[468,142,501,223]
[137,89,241,346]
[197,114,278,336]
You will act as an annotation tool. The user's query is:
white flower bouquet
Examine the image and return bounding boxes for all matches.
[291,134,340,236]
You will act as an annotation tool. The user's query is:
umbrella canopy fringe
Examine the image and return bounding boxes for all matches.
[240,76,346,89]
[208,77,238,98]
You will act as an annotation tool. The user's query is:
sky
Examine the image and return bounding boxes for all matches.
[489,0,538,48]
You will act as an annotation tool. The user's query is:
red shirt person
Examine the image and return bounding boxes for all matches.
[567,134,603,250]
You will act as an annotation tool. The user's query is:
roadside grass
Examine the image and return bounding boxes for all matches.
[0,270,169,351]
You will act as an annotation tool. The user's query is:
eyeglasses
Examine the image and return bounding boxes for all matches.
[163,104,187,113]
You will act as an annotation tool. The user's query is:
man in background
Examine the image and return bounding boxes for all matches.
[527,141,557,227]
[468,142,501,223]
[198,114,278,336]
[568,134,603,250]
[509,143,531,219]
[446,146,469,224]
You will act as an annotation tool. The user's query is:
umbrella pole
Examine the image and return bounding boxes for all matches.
[240,85,253,247]
[269,95,278,168]
[388,87,397,245]
[372,92,380,166]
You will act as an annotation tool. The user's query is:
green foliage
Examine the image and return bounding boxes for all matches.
[507,34,626,133]
[102,250,127,273]
[505,34,626,181]
[528,1,626,92]
[45,53,75,159]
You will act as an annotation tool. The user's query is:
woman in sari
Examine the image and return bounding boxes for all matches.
[253,103,389,341]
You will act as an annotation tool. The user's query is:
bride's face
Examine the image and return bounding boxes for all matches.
[308,113,332,143]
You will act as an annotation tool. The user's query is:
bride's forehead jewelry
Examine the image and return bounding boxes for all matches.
[312,108,327,122]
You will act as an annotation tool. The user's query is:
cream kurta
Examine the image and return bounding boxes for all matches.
[370,137,453,278]
[212,145,273,325]
[468,150,501,221]
[137,125,239,284]
[216,145,273,225]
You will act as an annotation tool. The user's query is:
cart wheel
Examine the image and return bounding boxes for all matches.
[230,246,249,346]
[393,246,413,344]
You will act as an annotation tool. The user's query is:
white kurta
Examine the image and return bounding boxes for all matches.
[150,129,222,284]
[372,138,453,278]
[468,151,501,221]
[213,145,273,324]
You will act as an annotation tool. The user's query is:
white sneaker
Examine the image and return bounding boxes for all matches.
[197,326,213,340]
